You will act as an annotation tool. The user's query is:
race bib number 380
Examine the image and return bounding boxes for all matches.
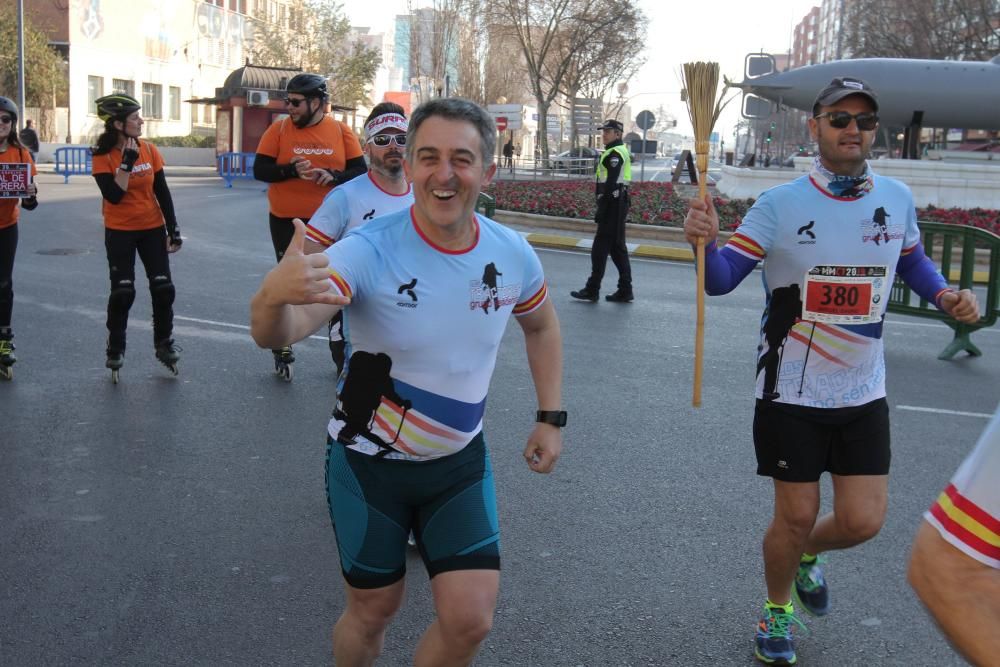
[803,265,888,324]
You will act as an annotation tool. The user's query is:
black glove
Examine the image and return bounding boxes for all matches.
[21,195,38,211]
[121,146,140,172]
[167,224,182,248]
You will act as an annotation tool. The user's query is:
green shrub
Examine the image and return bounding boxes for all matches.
[144,135,215,148]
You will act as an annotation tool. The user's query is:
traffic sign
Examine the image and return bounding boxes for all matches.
[496,116,508,132]
[636,110,656,131]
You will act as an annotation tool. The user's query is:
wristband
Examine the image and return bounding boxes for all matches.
[536,410,567,427]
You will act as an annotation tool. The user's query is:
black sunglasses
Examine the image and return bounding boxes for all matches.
[369,134,407,147]
[0,115,12,124]
[283,97,308,107]
[815,111,878,131]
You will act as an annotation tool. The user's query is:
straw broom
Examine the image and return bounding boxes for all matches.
[682,62,728,407]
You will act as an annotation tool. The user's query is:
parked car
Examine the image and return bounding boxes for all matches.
[552,147,599,174]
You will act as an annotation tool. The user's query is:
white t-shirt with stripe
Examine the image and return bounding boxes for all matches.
[305,171,414,247]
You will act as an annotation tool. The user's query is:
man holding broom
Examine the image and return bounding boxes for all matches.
[683,76,980,665]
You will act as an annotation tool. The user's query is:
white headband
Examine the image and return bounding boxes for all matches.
[365,113,408,141]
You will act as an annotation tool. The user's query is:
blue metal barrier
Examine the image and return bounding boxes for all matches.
[888,221,1000,359]
[54,147,92,183]
[217,152,256,187]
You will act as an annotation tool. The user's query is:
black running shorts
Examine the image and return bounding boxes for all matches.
[753,397,890,482]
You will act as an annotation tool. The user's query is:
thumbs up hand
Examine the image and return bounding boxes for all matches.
[262,218,350,307]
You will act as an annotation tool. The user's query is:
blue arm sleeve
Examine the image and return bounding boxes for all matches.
[701,242,760,295]
[896,241,951,309]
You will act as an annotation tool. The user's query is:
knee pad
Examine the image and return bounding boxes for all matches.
[150,275,175,309]
[109,280,136,310]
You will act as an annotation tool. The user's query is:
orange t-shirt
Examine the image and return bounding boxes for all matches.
[256,115,363,218]
[91,141,166,231]
[0,145,37,229]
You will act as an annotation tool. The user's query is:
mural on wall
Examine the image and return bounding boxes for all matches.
[195,3,252,68]
[140,1,181,61]
[75,0,104,40]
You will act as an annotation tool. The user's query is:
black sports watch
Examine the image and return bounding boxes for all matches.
[536,410,567,427]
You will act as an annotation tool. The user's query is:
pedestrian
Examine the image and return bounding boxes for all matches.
[253,72,366,381]
[250,97,564,666]
[683,76,981,666]
[303,101,414,375]
[502,137,513,172]
[570,119,633,303]
[90,94,183,382]
[18,119,40,162]
[908,403,1000,667]
[0,97,39,381]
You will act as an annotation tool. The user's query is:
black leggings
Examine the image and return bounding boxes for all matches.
[268,214,309,262]
[105,227,174,352]
[0,224,17,332]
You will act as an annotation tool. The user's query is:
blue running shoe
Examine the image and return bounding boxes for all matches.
[754,604,806,665]
[794,557,830,616]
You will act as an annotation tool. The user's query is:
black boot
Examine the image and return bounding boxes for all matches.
[570,286,599,302]
[605,289,634,303]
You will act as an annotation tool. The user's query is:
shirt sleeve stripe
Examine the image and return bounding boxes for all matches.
[900,243,917,257]
[305,224,334,247]
[327,269,352,298]
[727,233,766,260]
[513,283,547,315]
[929,499,1000,562]
[943,483,1000,536]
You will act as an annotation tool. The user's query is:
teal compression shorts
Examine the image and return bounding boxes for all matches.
[325,433,500,589]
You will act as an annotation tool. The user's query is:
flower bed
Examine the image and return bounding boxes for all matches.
[484,180,1000,235]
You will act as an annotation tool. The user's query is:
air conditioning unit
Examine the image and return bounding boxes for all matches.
[247,90,269,106]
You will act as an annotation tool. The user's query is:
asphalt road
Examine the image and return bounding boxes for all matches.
[1,171,997,666]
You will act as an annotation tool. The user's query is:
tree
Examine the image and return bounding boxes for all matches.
[249,0,380,108]
[0,3,67,140]
[489,0,638,160]
[842,0,1000,61]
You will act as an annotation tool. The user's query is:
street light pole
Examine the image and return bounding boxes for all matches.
[17,0,26,131]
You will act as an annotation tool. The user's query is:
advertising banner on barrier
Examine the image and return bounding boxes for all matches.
[0,163,31,198]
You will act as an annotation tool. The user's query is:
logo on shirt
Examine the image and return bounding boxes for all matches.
[396,278,418,308]
[470,262,519,314]
[363,209,376,220]
[861,206,903,245]
[797,220,816,244]
[292,146,334,156]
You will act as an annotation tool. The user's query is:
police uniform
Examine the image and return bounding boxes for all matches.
[571,119,633,302]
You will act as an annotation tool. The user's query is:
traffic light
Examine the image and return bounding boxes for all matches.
[766,131,773,143]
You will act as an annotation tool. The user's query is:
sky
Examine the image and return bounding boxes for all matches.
[339,0,822,142]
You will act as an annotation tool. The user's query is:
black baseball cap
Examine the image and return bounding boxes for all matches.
[813,77,879,112]
[600,119,624,132]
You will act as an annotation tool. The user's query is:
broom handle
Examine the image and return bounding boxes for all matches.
[693,142,709,407]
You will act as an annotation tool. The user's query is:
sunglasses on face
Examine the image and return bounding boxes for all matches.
[368,134,407,147]
[283,97,308,107]
[0,116,12,124]
[815,111,879,131]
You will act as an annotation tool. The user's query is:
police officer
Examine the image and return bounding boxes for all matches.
[571,119,633,303]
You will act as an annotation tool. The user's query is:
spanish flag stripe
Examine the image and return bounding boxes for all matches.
[728,235,765,259]
[930,500,1000,560]
[514,283,548,314]
[327,270,352,297]
[305,224,334,247]
[944,483,1000,535]
[813,322,868,344]
[370,413,420,455]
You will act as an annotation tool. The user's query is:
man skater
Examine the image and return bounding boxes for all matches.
[571,118,633,303]
[250,97,564,666]
[304,101,413,374]
[683,77,980,665]
[253,72,366,379]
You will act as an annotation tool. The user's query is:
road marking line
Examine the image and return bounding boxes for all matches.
[175,315,327,341]
[896,405,993,419]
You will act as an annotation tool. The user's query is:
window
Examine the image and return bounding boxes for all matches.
[87,76,104,115]
[112,78,134,96]
[142,83,163,119]
[169,86,182,121]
